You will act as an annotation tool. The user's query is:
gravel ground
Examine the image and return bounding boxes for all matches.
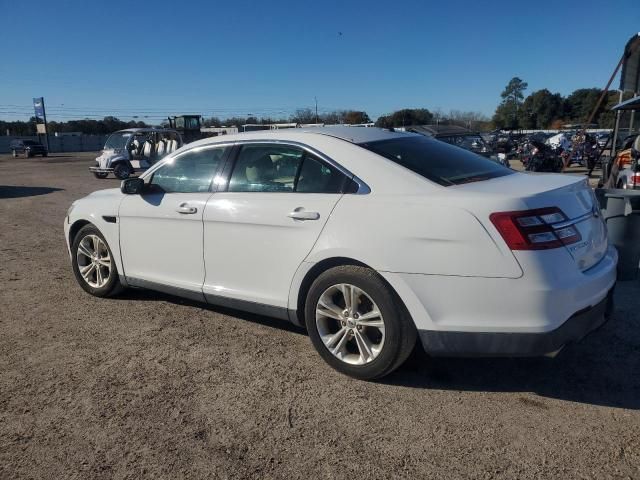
[0,153,639,479]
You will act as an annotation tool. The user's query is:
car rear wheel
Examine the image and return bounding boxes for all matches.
[305,265,417,380]
[71,225,123,297]
[113,163,132,180]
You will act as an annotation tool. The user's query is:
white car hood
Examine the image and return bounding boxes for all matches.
[85,188,123,200]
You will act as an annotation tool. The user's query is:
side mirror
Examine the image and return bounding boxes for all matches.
[121,177,144,195]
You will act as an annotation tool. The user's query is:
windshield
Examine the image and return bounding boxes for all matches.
[104,132,132,150]
[23,140,39,146]
[359,136,513,186]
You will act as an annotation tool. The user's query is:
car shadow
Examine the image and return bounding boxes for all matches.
[116,288,305,336]
[116,283,639,409]
[384,304,640,410]
[0,185,64,199]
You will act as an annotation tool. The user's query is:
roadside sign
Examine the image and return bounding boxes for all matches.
[33,97,46,120]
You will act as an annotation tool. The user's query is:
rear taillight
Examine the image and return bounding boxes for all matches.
[632,173,640,186]
[490,207,581,250]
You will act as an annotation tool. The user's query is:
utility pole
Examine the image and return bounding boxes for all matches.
[314,97,318,124]
[42,98,49,151]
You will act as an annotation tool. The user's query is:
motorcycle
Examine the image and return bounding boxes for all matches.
[525,141,563,172]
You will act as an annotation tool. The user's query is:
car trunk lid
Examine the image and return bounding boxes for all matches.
[455,173,608,271]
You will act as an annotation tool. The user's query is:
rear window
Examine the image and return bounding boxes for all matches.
[359,136,513,186]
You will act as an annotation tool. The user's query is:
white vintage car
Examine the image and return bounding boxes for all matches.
[90,128,182,179]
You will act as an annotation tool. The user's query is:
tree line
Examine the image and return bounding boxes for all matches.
[0,116,150,136]
[201,108,372,128]
[1,80,626,136]
[492,77,625,130]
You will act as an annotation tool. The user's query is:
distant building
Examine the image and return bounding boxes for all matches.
[200,126,239,136]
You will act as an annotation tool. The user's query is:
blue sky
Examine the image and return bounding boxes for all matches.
[1,0,638,122]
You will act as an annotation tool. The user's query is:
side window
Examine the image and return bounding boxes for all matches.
[228,145,304,192]
[150,146,228,193]
[296,154,346,193]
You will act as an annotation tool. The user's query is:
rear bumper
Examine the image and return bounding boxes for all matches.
[419,288,614,356]
[382,245,618,357]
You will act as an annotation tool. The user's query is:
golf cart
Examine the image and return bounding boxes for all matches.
[90,128,182,179]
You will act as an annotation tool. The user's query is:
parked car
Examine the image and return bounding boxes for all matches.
[596,133,611,149]
[10,139,48,157]
[615,135,640,189]
[90,128,182,179]
[406,125,494,156]
[406,125,508,166]
[65,127,617,380]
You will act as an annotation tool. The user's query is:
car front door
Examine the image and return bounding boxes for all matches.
[202,143,351,312]
[119,145,230,299]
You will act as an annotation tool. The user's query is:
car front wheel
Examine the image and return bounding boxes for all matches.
[305,265,417,380]
[71,225,123,297]
[113,163,132,180]
[93,172,109,179]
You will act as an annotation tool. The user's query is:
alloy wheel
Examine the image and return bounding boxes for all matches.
[76,234,112,288]
[315,283,385,365]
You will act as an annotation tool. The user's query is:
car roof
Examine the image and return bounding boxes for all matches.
[189,126,415,149]
[295,126,414,144]
[114,128,178,134]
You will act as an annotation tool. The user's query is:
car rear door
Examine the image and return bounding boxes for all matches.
[202,142,351,312]
[118,145,230,299]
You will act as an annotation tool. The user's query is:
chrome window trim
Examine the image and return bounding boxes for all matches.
[141,142,234,193]
[142,138,371,194]
[141,142,237,180]
[225,139,371,194]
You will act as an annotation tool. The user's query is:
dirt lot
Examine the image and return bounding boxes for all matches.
[1,153,639,479]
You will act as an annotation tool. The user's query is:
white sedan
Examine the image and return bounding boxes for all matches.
[64,127,617,379]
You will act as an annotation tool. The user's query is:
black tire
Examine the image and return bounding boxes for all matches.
[305,265,417,380]
[42,152,48,157]
[71,224,124,297]
[113,163,132,180]
[93,172,109,179]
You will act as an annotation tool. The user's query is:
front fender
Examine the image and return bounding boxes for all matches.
[102,155,126,168]
[64,190,126,282]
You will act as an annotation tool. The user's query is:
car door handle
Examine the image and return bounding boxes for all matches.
[176,203,197,214]
[288,208,320,221]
